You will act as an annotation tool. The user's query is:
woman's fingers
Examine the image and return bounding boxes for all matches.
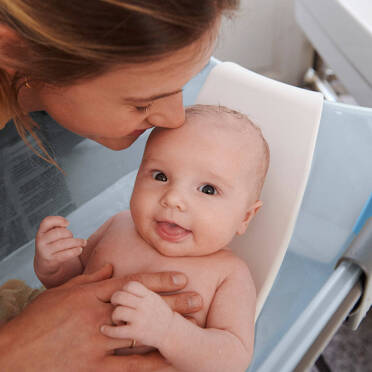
[62,263,114,289]
[97,272,202,314]
[125,271,188,293]
[104,351,168,372]
[64,268,203,316]
[161,291,203,314]
[96,271,188,302]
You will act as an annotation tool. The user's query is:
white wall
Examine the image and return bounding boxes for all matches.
[215,0,313,86]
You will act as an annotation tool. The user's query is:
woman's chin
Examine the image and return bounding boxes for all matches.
[91,136,137,150]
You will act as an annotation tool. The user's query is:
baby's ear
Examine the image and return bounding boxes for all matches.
[236,200,263,235]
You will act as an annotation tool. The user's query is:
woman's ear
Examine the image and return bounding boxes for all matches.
[236,200,263,235]
[0,24,24,75]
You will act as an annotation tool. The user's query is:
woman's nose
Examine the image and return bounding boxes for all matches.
[160,188,186,212]
[147,92,185,129]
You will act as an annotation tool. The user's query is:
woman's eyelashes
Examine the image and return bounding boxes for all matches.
[135,103,152,113]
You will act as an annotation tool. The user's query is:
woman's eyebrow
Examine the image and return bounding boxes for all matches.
[123,88,183,103]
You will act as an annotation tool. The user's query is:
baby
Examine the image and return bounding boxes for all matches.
[34,104,270,372]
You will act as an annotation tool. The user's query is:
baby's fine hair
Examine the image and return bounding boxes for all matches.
[185,104,270,198]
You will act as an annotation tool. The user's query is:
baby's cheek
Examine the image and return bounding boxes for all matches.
[201,225,233,253]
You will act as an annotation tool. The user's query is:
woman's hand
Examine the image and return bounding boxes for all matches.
[0,264,202,372]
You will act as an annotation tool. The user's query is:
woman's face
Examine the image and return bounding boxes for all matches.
[37,36,214,150]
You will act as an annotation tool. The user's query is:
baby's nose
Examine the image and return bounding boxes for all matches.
[160,189,186,211]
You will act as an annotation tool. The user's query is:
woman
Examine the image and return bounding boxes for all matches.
[0,0,239,370]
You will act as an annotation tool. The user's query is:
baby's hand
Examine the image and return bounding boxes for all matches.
[101,281,174,349]
[34,216,86,277]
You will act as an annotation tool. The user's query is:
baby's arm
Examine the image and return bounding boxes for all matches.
[102,258,256,372]
[34,215,113,288]
[159,258,256,372]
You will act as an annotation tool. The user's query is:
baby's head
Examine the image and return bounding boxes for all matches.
[130,104,270,257]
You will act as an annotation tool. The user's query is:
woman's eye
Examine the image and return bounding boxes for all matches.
[152,171,167,182]
[198,184,217,195]
[135,103,152,113]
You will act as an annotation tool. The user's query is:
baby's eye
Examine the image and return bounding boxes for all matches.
[198,184,217,195]
[152,171,167,182]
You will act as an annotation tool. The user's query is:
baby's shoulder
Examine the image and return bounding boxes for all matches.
[215,249,253,280]
[98,210,139,244]
[111,209,132,222]
[109,210,134,229]
[214,248,247,266]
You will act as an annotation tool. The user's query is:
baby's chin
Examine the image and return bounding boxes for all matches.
[152,242,193,257]
[146,236,197,258]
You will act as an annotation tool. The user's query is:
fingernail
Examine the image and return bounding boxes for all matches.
[172,274,186,286]
[100,325,106,333]
[188,295,202,309]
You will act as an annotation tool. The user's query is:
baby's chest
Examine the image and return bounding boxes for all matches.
[85,243,223,327]
[146,260,221,325]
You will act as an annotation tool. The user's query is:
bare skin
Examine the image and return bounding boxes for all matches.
[34,214,255,372]
[15,26,216,151]
[0,23,217,371]
[34,113,264,371]
[0,264,202,372]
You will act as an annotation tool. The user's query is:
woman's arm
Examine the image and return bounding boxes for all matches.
[158,258,256,372]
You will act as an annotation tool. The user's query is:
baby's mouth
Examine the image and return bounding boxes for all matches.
[156,221,191,242]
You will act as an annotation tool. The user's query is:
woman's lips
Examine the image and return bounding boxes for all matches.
[156,221,191,242]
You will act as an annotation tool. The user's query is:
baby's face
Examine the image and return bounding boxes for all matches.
[130,114,262,257]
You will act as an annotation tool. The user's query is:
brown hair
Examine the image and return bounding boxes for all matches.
[0,0,239,167]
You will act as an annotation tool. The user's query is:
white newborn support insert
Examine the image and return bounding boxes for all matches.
[195,62,323,319]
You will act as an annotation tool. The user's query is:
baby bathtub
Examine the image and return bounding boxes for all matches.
[0,58,371,372]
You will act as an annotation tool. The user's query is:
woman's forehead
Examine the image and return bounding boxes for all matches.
[116,33,215,75]
[82,36,213,100]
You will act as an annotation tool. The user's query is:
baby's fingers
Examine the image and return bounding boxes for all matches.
[49,237,87,254]
[41,228,73,245]
[53,246,84,262]
[185,316,198,326]
[37,216,69,234]
[101,324,134,340]
[111,290,141,308]
[112,305,135,325]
